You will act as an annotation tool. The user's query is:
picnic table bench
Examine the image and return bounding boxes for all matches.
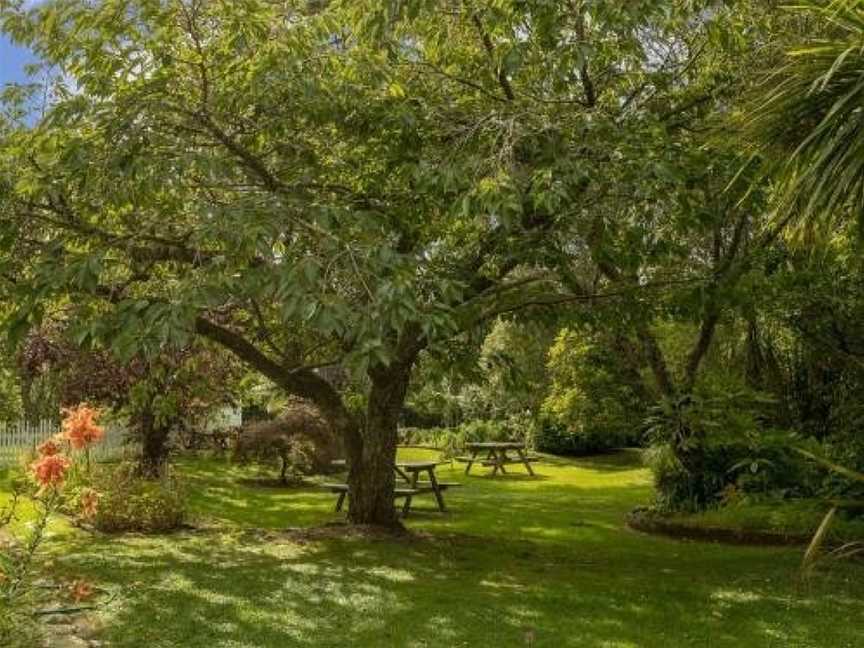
[455,441,538,476]
[322,483,421,513]
[324,459,460,515]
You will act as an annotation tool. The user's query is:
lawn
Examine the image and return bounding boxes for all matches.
[6,450,864,647]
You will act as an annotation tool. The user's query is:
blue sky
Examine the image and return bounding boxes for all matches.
[0,33,36,85]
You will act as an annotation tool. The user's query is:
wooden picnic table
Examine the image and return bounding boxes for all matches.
[395,460,448,514]
[456,441,538,476]
[324,458,458,515]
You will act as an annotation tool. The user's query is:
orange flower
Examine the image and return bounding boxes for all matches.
[79,488,100,519]
[31,454,71,488]
[68,580,95,603]
[37,437,61,457]
[62,404,105,450]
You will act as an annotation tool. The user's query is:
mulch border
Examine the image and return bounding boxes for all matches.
[625,508,813,547]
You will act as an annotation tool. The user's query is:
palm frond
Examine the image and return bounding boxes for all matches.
[827,541,864,560]
[743,0,864,232]
[795,447,864,483]
[801,505,837,575]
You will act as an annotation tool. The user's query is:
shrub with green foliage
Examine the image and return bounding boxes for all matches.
[87,462,186,533]
[234,423,314,485]
[399,413,535,458]
[539,329,647,455]
[643,385,821,511]
[534,418,622,456]
[643,442,814,513]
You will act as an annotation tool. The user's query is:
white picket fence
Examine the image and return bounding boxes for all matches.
[0,420,135,467]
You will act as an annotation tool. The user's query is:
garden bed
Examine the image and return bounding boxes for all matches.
[627,508,811,546]
[627,501,864,547]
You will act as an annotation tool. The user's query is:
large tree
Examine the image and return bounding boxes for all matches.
[0,0,563,525]
[0,0,771,523]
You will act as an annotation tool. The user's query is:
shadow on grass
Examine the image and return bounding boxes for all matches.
[55,524,864,648]
[174,452,654,545]
[28,451,864,647]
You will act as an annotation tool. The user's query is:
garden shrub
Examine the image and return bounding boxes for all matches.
[533,408,643,456]
[533,418,628,456]
[233,398,341,480]
[539,329,648,456]
[14,406,187,533]
[234,423,314,485]
[644,435,821,513]
[815,432,864,502]
[644,443,736,513]
[398,414,535,458]
[641,380,831,511]
[87,461,187,533]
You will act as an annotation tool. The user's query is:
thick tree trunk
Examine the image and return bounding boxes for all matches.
[194,315,423,526]
[139,410,170,478]
[346,363,412,528]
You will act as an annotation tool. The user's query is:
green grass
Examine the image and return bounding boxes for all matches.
[4,450,864,647]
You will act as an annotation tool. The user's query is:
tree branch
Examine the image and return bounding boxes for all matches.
[471,13,515,101]
[193,316,351,426]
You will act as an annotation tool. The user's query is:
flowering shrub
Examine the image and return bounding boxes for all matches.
[30,453,72,490]
[61,404,105,450]
[78,487,100,520]
[25,407,106,515]
[20,405,188,534]
[1,404,108,644]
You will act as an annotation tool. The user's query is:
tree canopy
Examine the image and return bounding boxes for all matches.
[0,0,850,524]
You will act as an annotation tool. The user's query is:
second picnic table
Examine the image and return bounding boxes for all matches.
[456,441,538,476]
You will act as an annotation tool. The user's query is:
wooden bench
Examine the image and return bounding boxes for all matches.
[480,457,539,466]
[455,456,539,465]
[321,483,421,513]
[410,481,461,495]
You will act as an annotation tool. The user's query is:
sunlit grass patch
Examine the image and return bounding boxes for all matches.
[2,452,863,647]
